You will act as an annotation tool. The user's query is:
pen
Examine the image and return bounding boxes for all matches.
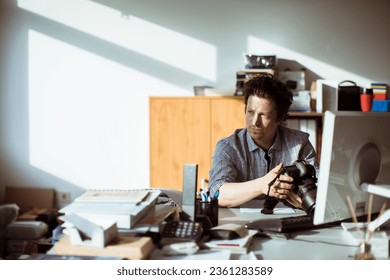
[206,189,211,202]
[202,179,211,202]
[213,190,219,200]
[200,191,208,202]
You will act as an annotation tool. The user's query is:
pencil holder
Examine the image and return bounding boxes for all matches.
[195,199,219,229]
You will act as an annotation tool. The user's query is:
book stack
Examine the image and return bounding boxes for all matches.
[371,83,389,112]
[59,188,161,229]
[371,82,388,100]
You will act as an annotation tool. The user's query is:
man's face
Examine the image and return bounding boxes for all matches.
[245,95,281,149]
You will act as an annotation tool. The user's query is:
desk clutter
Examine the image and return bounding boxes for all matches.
[2,178,256,260]
[46,184,261,260]
[50,188,163,259]
[4,184,389,260]
[46,186,261,260]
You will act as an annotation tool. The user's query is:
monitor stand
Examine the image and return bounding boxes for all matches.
[341,183,390,241]
[362,183,390,232]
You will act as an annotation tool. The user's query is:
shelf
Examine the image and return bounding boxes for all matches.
[288,111,323,117]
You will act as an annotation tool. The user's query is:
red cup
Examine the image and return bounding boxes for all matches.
[360,94,372,112]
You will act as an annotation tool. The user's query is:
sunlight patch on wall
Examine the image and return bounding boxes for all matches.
[28,30,188,188]
[18,0,217,81]
[247,36,372,87]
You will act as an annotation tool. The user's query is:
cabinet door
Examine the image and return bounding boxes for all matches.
[210,97,246,157]
[150,97,211,191]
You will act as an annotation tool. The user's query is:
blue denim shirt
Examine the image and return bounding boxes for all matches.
[208,126,319,199]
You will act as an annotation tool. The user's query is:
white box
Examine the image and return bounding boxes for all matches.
[60,214,118,248]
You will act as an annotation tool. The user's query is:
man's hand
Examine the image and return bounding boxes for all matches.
[285,193,303,209]
[267,163,295,200]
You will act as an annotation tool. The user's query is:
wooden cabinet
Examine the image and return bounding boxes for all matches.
[150,97,212,191]
[150,96,322,191]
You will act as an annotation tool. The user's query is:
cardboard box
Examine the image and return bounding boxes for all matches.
[4,186,55,213]
[53,235,154,260]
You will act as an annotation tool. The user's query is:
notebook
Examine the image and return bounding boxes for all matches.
[74,188,150,204]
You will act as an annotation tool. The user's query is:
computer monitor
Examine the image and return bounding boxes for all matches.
[313,111,390,225]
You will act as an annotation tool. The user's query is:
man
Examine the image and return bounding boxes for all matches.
[208,74,318,209]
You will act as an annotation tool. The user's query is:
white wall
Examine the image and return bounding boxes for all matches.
[1,0,390,204]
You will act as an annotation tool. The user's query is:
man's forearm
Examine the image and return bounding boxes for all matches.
[217,180,267,207]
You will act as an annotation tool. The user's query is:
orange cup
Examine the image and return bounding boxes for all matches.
[360,94,373,112]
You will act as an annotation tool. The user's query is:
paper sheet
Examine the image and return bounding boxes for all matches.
[240,207,297,214]
[75,189,150,203]
[150,249,231,260]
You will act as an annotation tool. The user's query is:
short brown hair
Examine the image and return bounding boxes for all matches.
[243,74,293,122]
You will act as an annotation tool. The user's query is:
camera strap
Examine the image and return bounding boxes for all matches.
[264,151,272,197]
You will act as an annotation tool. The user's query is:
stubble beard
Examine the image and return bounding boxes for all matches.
[248,126,264,143]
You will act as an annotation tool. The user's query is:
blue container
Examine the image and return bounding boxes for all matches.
[372,100,390,112]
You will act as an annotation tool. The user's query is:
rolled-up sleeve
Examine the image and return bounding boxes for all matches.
[208,139,238,199]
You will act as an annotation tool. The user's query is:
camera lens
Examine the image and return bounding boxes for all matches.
[297,179,317,216]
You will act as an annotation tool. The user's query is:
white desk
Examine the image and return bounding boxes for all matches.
[249,228,358,260]
[217,208,373,260]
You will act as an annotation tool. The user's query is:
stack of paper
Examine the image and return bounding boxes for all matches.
[59,188,161,229]
[204,224,257,254]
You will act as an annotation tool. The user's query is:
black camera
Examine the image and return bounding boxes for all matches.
[262,161,317,216]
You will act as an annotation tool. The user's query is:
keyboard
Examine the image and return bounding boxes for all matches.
[245,215,337,233]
